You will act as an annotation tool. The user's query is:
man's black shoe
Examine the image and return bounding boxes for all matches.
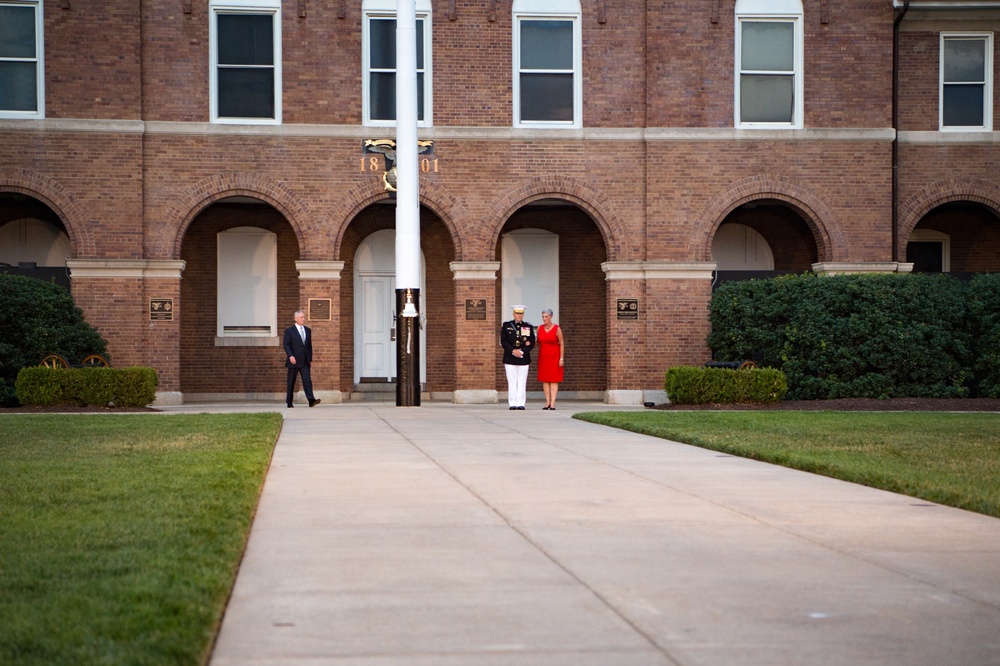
[309,399,321,407]
[509,406,516,410]
[516,406,525,410]
[287,404,294,408]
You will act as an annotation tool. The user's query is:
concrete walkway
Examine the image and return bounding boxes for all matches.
[198,402,1000,666]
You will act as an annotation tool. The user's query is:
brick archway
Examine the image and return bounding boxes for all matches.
[0,168,89,257]
[331,178,468,261]
[693,176,844,263]
[898,179,1000,253]
[162,173,313,259]
[486,176,629,261]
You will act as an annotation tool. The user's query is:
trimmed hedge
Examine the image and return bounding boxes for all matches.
[969,274,1000,398]
[15,366,158,408]
[665,366,788,404]
[708,273,979,400]
[0,274,108,405]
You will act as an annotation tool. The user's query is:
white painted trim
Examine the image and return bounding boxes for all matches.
[602,261,717,281]
[811,262,910,274]
[450,261,501,280]
[295,260,346,280]
[209,0,282,125]
[513,4,582,129]
[939,32,993,132]
[66,259,186,279]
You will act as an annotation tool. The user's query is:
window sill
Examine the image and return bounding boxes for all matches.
[215,336,280,347]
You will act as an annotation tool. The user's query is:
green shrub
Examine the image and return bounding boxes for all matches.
[0,274,108,405]
[709,273,972,400]
[15,366,158,408]
[968,274,1000,398]
[665,365,788,404]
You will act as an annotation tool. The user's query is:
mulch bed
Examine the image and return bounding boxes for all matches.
[656,398,1000,411]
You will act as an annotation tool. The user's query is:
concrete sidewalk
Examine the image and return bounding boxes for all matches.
[203,402,1000,666]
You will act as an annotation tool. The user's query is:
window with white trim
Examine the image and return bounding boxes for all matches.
[940,33,993,131]
[735,0,803,129]
[362,0,432,127]
[217,227,278,338]
[513,0,582,128]
[210,0,281,124]
[0,0,43,118]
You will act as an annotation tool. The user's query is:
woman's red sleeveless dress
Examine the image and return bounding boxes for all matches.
[537,324,564,383]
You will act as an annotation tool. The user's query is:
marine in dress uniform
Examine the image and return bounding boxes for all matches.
[500,305,535,409]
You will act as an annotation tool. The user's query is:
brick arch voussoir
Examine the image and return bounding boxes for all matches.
[0,168,92,257]
[167,173,311,259]
[694,177,843,263]
[486,176,628,261]
[331,179,467,261]
[899,179,1000,246]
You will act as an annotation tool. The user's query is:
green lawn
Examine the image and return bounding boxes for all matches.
[574,411,1000,519]
[0,413,282,666]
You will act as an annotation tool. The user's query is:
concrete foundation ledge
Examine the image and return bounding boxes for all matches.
[153,391,183,407]
[605,390,644,405]
[644,390,669,406]
[453,390,499,404]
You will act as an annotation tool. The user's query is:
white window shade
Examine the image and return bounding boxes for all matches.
[217,227,277,337]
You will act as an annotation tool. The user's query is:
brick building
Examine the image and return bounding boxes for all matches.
[1,0,997,405]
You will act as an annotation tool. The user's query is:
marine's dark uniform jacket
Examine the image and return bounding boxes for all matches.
[500,319,535,366]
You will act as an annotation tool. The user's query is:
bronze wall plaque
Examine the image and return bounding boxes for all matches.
[465,298,487,321]
[150,298,173,321]
[616,299,639,320]
[308,298,332,321]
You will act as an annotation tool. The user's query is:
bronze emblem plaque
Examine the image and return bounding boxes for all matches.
[149,298,173,321]
[616,299,639,320]
[308,298,332,321]
[465,298,487,321]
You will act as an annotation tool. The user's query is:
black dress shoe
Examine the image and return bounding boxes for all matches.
[516,406,525,410]
[309,399,321,407]
[287,404,294,408]
[509,406,517,410]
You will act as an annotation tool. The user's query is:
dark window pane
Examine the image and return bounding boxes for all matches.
[370,71,395,120]
[741,21,794,72]
[942,84,985,126]
[943,39,985,82]
[370,19,396,70]
[520,73,573,121]
[416,19,424,69]
[521,20,573,70]
[0,6,36,59]
[741,74,793,122]
[218,68,274,118]
[218,14,273,66]
[906,241,944,273]
[0,61,37,111]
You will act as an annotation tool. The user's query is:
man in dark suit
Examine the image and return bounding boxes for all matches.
[283,310,320,408]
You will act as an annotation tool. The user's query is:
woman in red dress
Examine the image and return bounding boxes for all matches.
[537,309,565,410]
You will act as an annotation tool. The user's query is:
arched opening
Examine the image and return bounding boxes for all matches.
[906,202,1000,274]
[713,199,819,285]
[495,199,607,395]
[340,202,456,397]
[179,196,299,398]
[0,192,71,288]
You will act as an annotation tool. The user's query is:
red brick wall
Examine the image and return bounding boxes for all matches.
[45,1,141,119]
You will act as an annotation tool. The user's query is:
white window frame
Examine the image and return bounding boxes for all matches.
[735,0,803,129]
[0,0,44,119]
[209,0,282,125]
[217,227,278,339]
[939,32,993,132]
[907,229,951,272]
[362,0,433,128]
[513,0,582,129]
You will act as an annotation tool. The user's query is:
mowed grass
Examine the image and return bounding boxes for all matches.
[574,411,1000,519]
[0,413,282,666]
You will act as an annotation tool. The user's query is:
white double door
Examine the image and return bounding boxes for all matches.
[354,230,426,383]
